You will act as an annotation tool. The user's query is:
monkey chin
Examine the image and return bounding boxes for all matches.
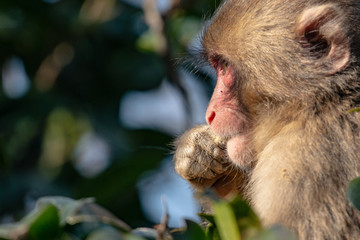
[227,134,253,169]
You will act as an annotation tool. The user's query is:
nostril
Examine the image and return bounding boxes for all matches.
[207,111,216,125]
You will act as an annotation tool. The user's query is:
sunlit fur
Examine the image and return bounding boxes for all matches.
[174,0,360,239]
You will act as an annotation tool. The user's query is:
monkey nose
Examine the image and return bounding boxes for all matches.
[207,111,216,125]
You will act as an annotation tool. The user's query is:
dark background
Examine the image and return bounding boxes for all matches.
[0,0,220,228]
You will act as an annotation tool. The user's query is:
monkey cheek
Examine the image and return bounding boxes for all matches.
[227,135,251,167]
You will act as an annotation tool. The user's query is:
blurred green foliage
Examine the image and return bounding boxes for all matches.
[347,177,360,211]
[0,196,298,240]
[0,0,219,227]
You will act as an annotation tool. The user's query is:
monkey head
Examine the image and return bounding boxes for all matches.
[202,0,353,167]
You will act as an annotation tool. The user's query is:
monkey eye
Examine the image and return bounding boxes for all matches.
[210,56,230,76]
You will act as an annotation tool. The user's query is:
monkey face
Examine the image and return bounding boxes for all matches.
[205,56,252,166]
[201,0,351,167]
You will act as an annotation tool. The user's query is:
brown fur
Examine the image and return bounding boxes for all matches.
[174,0,360,239]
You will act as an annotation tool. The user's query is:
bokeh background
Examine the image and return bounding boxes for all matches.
[0,0,220,228]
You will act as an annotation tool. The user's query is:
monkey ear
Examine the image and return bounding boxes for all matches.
[296,4,350,74]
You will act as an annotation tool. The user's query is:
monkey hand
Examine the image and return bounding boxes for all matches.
[174,125,246,197]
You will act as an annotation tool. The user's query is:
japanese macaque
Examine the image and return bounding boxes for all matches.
[173,0,360,239]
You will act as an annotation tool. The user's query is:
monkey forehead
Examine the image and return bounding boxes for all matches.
[202,0,303,59]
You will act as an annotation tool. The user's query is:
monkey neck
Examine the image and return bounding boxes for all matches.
[250,100,360,236]
[250,92,359,154]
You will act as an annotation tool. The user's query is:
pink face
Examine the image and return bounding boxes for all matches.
[206,57,251,166]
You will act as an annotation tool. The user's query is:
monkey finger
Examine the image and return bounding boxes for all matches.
[208,157,230,175]
[210,146,229,163]
[191,135,228,163]
[188,177,218,190]
[190,158,228,179]
[187,162,217,179]
[174,155,215,180]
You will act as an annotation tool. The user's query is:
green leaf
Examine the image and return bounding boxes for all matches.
[37,196,131,232]
[346,108,360,113]
[229,197,262,238]
[199,213,221,240]
[229,197,258,220]
[73,200,132,232]
[204,224,221,240]
[0,204,61,240]
[172,220,207,240]
[36,196,84,226]
[347,177,360,210]
[213,200,242,240]
[0,204,60,240]
[27,204,60,240]
[199,213,216,226]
